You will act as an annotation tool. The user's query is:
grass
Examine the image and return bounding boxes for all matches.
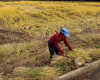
[90,48,100,60]
[13,67,60,80]
[96,44,100,48]
[57,62,71,74]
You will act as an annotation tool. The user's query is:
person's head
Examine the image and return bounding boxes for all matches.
[60,28,69,37]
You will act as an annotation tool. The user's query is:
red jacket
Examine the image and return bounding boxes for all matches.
[49,33,72,55]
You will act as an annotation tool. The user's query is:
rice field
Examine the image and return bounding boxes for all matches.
[0,1,100,80]
[0,1,100,38]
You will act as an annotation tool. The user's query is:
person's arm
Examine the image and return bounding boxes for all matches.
[64,38,73,51]
[55,41,64,55]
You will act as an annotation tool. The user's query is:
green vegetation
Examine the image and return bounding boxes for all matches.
[58,62,71,74]
[96,44,100,48]
[13,67,60,80]
[90,48,100,60]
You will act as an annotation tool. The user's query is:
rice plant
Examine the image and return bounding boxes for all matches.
[68,48,92,62]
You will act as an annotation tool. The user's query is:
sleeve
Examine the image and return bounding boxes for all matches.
[54,35,64,55]
[55,42,64,55]
[64,38,72,51]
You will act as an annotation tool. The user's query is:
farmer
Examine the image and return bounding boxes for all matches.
[48,28,73,59]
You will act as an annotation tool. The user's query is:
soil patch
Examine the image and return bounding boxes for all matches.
[0,29,33,45]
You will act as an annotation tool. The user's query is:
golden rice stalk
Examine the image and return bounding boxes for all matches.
[68,48,92,62]
[50,55,69,66]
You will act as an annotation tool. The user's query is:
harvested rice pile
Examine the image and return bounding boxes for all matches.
[68,48,92,63]
[50,48,92,67]
[50,55,69,67]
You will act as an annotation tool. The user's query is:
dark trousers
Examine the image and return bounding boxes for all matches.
[48,40,61,58]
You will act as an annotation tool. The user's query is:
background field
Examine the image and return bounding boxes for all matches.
[0,1,100,80]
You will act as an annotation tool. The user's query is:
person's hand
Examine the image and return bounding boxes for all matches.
[70,49,75,53]
[63,54,66,56]
[70,49,73,51]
